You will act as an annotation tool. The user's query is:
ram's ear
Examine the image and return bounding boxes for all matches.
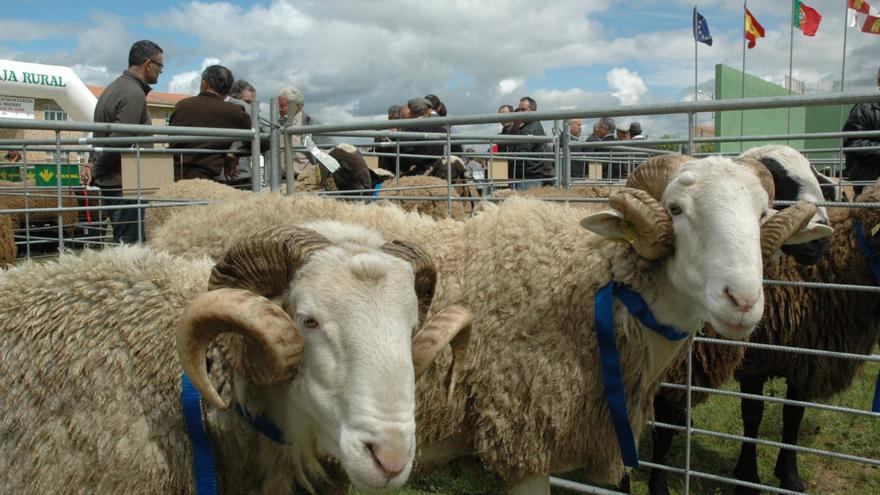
[580,208,627,240]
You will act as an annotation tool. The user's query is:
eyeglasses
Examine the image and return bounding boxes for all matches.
[148,59,164,70]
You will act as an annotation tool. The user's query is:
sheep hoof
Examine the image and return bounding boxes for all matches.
[774,452,805,492]
[647,470,670,495]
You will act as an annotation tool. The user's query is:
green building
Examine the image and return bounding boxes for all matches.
[713,64,852,164]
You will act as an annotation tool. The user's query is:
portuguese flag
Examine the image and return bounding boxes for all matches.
[793,0,822,36]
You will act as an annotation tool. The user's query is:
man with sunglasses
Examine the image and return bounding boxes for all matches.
[83,40,163,244]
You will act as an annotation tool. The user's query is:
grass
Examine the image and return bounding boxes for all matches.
[351,355,880,494]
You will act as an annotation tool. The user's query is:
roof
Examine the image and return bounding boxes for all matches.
[87,84,189,108]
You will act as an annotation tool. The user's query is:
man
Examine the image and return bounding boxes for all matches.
[278,86,332,178]
[225,79,258,188]
[397,97,446,175]
[842,66,880,194]
[377,104,401,173]
[566,118,587,179]
[509,96,552,190]
[590,116,623,179]
[168,65,252,181]
[82,39,163,244]
[628,122,646,140]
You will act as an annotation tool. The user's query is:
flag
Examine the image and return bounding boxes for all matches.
[793,1,822,36]
[693,7,713,46]
[849,0,871,15]
[863,13,880,34]
[745,8,765,49]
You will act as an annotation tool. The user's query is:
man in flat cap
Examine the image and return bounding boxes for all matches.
[397,97,446,175]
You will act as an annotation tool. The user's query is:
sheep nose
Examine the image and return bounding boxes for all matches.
[365,441,406,479]
[724,287,757,313]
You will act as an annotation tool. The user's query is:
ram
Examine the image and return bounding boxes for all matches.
[642,145,866,495]
[0,221,472,493]
[148,155,829,493]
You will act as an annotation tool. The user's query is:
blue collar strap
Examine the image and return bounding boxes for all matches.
[595,281,689,469]
[854,222,880,413]
[181,374,218,495]
[855,222,880,286]
[370,181,384,198]
[234,404,286,445]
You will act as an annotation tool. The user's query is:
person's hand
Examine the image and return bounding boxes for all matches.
[223,153,239,179]
[79,164,92,185]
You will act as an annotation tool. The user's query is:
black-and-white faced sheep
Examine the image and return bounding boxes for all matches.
[642,145,875,495]
[0,221,472,493]
[731,156,880,494]
[147,154,830,493]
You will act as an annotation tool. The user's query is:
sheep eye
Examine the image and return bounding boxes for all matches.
[669,204,682,216]
[299,316,320,330]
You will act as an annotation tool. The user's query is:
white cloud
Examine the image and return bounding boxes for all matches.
[167,58,222,96]
[607,68,647,105]
[498,78,523,96]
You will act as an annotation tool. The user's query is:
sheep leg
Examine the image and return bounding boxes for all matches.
[507,475,550,495]
[733,375,767,495]
[647,394,683,495]
[773,383,806,493]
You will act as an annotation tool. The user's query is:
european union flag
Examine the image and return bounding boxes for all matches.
[693,7,713,46]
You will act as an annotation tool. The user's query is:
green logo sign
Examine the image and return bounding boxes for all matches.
[0,68,67,87]
[0,164,80,186]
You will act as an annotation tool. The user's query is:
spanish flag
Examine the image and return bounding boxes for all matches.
[849,0,871,15]
[745,8,765,49]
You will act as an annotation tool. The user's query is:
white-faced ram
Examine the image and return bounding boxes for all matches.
[0,221,472,494]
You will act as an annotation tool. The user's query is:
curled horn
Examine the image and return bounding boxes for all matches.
[760,201,817,259]
[411,305,474,402]
[380,239,437,325]
[609,154,690,260]
[177,226,331,410]
[733,156,776,205]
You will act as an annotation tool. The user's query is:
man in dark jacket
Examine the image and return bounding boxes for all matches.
[398,97,446,175]
[509,96,553,190]
[82,39,163,244]
[842,66,880,195]
[169,65,252,181]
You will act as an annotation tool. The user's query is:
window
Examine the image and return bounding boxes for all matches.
[43,103,68,121]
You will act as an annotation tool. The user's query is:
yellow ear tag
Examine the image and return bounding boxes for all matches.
[618,220,638,244]
[871,222,880,237]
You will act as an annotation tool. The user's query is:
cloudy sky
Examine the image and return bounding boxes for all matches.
[1,0,878,136]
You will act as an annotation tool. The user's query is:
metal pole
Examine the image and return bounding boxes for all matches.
[684,338,694,494]
[838,0,850,199]
[22,145,31,259]
[284,131,295,195]
[250,100,262,193]
[446,127,452,217]
[560,120,571,190]
[269,97,281,192]
[688,112,695,158]
[135,144,143,243]
[694,6,699,104]
[552,120,561,187]
[395,140,400,193]
[787,0,795,141]
[741,0,748,153]
[54,130,64,250]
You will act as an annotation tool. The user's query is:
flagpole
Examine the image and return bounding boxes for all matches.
[841,2,849,92]
[694,5,699,143]
[694,6,699,104]
[787,0,795,141]
[741,0,748,152]
[838,0,850,195]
